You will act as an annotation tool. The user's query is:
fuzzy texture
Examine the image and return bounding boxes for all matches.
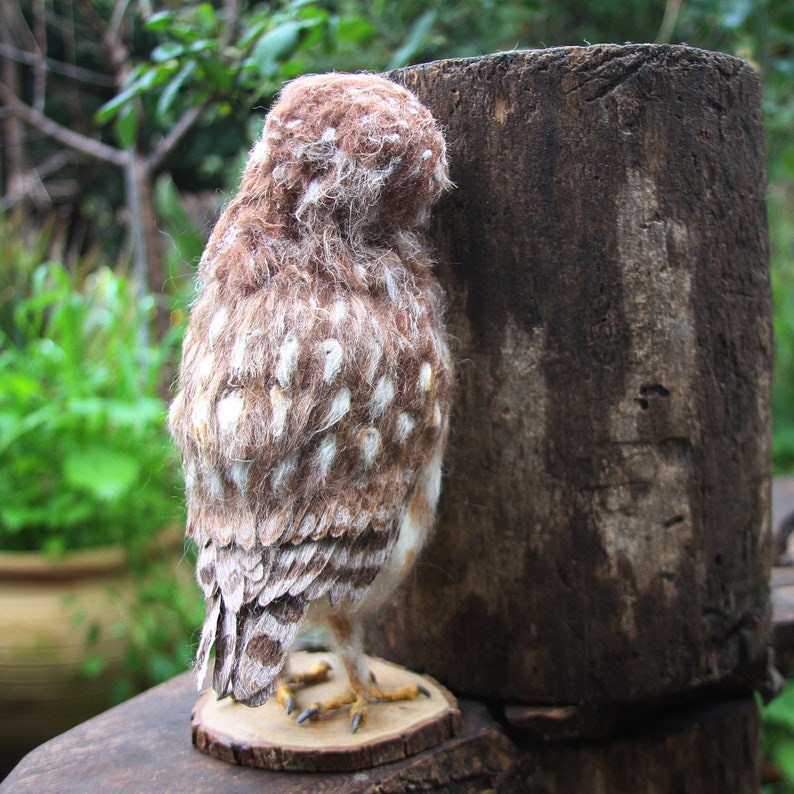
[169,73,453,707]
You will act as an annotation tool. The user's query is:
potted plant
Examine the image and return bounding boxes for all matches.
[0,248,197,766]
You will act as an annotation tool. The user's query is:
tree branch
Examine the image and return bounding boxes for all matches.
[656,0,683,43]
[0,80,127,167]
[0,42,118,87]
[149,101,210,172]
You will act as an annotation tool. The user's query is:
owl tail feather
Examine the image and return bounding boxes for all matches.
[194,594,221,691]
[207,594,310,708]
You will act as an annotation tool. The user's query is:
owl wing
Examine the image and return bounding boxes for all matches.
[169,271,450,704]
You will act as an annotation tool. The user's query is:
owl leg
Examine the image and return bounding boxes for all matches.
[296,615,429,733]
[275,660,332,715]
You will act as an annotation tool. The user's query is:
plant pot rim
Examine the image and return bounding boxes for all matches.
[0,525,184,581]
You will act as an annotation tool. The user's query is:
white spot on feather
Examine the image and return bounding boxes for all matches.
[285,118,303,129]
[229,460,251,492]
[330,300,347,323]
[431,401,442,428]
[320,387,351,431]
[270,385,291,438]
[418,362,433,392]
[204,466,224,500]
[370,376,395,417]
[395,412,415,444]
[301,178,323,209]
[319,339,344,382]
[250,135,269,163]
[358,427,381,468]
[216,390,245,436]
[320,127,337,143]
[316,434,337,479]
[184,459,197,491]
[191,394,212,441]
[168,391,184,426]
[271,452,298,493]
[230,335,247,372]
[275,334,300,388]
[422,149,433,160]
[208,306,228,348]
[197,351,215,384]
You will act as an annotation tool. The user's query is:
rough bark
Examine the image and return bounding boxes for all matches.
[366,44,773,704]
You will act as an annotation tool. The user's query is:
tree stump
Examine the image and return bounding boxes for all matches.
[367,44,772,706]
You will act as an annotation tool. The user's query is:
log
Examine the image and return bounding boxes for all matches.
[366,44,773,704]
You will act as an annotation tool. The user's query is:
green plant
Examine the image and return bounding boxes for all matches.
[0,256,183,553]
[770,183,794,474]
[763,683,794,793]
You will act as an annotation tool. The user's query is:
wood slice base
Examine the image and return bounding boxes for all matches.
[191,652,461,772]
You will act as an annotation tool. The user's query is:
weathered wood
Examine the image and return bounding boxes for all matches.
[191,653,460,772]
[367,44,772,704]
[0,668,761,793]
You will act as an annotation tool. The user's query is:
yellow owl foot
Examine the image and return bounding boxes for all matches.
[296,682,430,733]
[276,660,332,715]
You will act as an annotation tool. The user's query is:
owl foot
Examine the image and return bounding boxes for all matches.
[296,682,430,733]
[276,660,332,715]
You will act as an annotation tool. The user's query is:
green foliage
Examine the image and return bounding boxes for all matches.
[764,684,794,793]
[770,184,794,473]
[0,227,183,553]
[93,0,348,188]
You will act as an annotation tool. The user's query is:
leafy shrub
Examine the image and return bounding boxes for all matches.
[0,259,183,552]
[764,683,794,793]
[0,223,202,695]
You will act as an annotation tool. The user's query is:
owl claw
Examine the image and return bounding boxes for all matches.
[276,682,296,715]
[276,660,332,716]
[297,704,321,724]
[293,682,430,732]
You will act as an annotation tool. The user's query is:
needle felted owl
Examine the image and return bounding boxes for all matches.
[168,73,453,732]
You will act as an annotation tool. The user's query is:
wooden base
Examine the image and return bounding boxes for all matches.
[191,652,461,772]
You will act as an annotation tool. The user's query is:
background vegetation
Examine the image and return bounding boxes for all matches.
[1,0,793,786]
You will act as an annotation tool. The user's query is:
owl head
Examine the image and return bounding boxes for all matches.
[241,73,451,238]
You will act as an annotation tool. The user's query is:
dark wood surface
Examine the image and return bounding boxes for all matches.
[1,668,764,793]
[368,44,772,705]
[0,673,509,794]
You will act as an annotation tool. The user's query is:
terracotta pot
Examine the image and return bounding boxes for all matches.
[0,544,135,769]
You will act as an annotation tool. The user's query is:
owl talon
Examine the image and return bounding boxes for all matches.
[276,682,295,715]
[292,681,430,732]
[297,704,322,724]
[276,660,333,716]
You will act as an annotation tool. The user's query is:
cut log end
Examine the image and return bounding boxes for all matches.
[191,651,461,772]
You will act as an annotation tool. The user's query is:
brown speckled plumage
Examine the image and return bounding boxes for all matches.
[169,73,452,708]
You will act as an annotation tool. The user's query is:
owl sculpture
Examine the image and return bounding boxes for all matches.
[168,73,453,732]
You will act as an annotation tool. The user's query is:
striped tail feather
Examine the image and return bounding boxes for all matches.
[230,594,310,707]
